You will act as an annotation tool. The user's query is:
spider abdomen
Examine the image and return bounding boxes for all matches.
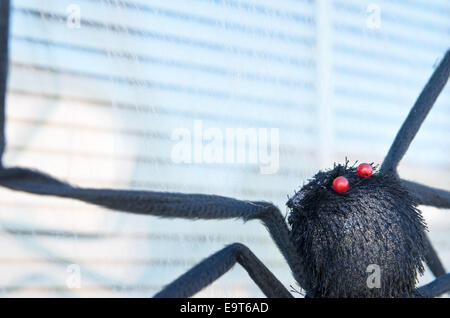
[287,165,427,297]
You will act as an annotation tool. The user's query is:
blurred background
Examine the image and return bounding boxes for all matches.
[0,0,449,297]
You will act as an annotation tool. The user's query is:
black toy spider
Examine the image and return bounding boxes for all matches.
[0,1,449,298]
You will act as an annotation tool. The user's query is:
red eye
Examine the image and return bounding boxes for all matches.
[357,163,373,178]
[332,176,349,194]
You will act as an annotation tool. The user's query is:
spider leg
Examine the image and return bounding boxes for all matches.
[399,179,449,277]
[0,3,307,290]
[154,243,293,298]
[378,49,450,281]
[0,0,9,164]
[423,233,447,278]
[0,0,304,297]
[417,272,450,298]
[402,179,450,210]
[0,167,309,293]
[380,49,450,175]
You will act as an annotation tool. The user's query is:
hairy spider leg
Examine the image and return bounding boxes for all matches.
[154,243,293,298]
[0,1,307,296]
[0,168,308,295]
[381,49,450,289]
[0,0,9,163]
[417,273,450,297]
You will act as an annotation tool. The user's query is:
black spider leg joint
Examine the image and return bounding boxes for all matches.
[381,49,450,293]
[380,49,450,211]
[154,243,293,298]
[0,0,308,298]
[0,0,9,168]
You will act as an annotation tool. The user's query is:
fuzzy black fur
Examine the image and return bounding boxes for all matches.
[287,162,427,297]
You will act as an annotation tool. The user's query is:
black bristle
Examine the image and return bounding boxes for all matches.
[287,162,427,297]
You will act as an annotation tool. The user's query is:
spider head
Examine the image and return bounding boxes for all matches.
[286,161,427,297]
[287,162,364,218]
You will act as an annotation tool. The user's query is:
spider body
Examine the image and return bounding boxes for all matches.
[287,164,427,297]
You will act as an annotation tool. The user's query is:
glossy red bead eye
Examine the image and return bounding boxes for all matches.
[357,163,373,178]
[332,176,349,194]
